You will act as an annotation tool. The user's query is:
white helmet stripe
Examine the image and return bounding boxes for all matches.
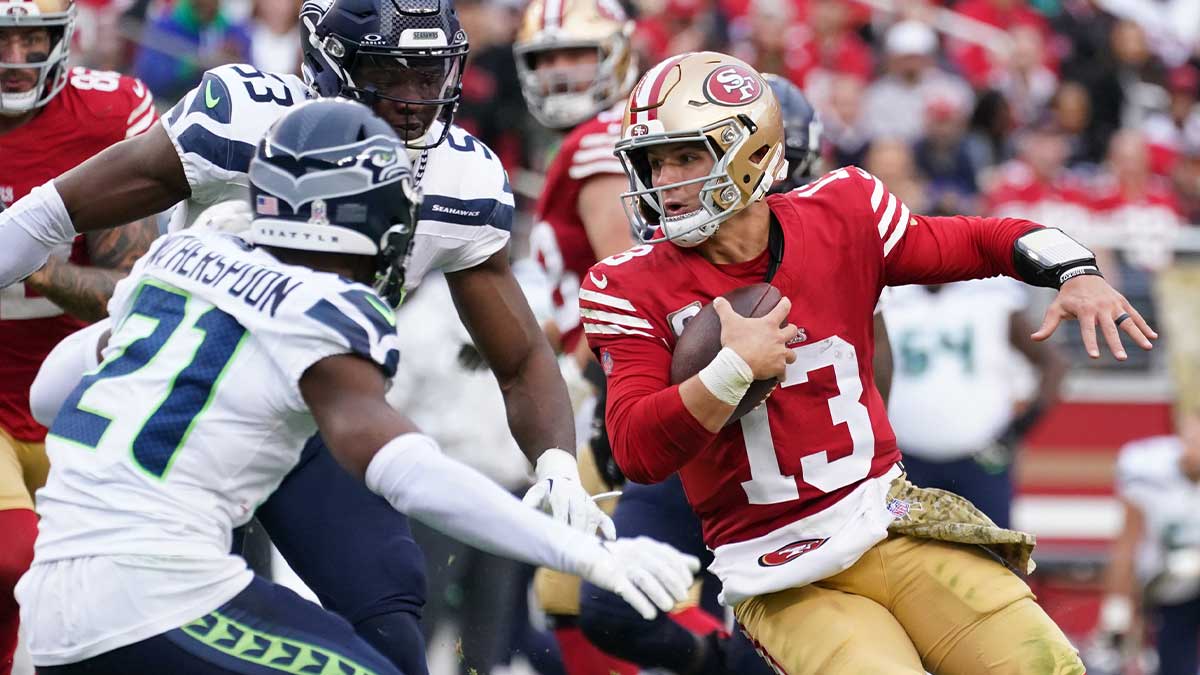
[542,0,563,31]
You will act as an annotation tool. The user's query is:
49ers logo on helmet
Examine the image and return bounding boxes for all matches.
[757,538,828,567]
[703,65,763,106]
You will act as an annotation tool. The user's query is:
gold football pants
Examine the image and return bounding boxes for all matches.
[0,427,47,511]
[735,534,1084,675]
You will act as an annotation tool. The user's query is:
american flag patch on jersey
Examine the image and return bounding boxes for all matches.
[255,195,279,216]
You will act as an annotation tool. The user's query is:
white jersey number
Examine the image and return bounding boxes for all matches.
[740,336,875,504]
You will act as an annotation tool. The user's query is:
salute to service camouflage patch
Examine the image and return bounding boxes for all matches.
[886,475,1037,575]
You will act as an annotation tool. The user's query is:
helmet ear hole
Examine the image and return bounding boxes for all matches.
[749,144,769,165]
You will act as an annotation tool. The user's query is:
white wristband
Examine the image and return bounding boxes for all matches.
[698,347,754,406]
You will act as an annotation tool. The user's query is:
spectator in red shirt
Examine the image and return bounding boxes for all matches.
[950,0,1054,89]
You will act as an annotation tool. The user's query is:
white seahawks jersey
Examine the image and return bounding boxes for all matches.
[1116,435,1200,603]
[18,229,400,662]
[160,63,513,289]
[883,278,1029,459]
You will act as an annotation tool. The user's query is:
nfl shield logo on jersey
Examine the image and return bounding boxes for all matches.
[309,199,329,225]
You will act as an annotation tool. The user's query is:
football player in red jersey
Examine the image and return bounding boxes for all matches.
[0,1,157,671]
[513,2,644,673]
[581,51,1155,675]
[515,0,638,362]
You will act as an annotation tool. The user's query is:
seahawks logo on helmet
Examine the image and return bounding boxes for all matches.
[245,99,422,306]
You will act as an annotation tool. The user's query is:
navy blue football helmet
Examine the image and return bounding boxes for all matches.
[300,0,469,150]
[246,99,421,306]
[763,73,822,192]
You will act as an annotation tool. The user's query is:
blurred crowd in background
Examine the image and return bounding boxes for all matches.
[66,0,1200,376]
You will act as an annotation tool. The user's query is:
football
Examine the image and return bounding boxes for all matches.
[670,283,784,425]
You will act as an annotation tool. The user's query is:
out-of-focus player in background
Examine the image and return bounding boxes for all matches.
[582,51,1155,674]
[1091,406,1200,675]
[0,0,613,670]
[0,2,158,672]
[884,278,1066,529]
[512,2,642,672]
[15,99,700,674]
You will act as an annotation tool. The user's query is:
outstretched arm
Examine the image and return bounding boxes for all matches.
[301,353,698,619]
[0,124,189,286]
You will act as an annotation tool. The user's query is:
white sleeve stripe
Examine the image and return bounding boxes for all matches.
[568,162,625,180]
[580,308,653,329]
[869,176,884,212]
[883,203,910,257]
[126,111,157,138]
[584,323,654,338]
[573,146,619,164]
[579,288,636,311]
[579,133,619,148]
[126,91,155,125]
[876,192,896,239]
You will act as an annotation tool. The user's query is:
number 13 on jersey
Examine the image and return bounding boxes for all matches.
[739,336,875,504]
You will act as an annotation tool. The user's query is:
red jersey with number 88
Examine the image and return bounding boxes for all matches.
[581,167,1039,549]
[0,68,157,441]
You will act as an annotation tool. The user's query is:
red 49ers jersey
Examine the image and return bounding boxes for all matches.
[581,167,1039,549]
[529,104,623,353]
[0,68,157,441]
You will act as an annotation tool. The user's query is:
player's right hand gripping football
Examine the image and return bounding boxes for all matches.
[713,296,799,380]
[578,536,701,620]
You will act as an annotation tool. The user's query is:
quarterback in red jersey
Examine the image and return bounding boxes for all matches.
[582,51,1154,675]
[0,1,157,671]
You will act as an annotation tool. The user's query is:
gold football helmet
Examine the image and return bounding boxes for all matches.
[0,0,75,115]
[514,0,636,129]
[615,52,787,247]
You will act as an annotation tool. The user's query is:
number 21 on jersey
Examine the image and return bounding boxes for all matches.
[740,336,874,504]
[50,280,248,480]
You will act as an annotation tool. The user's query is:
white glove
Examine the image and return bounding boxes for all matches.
[577,536,701,621]
[523,448,617,539]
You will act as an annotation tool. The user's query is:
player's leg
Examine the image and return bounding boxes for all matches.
[36,576,404,675]
[860,534,1085,674]
[534,568,636,675]
[0,430,44,675]
[254,435,429,675]
[580,476,763,674]
[734,581,926,675]
[1153,594,1200,675]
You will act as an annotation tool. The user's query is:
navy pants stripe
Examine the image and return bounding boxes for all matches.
[36,576,403,675]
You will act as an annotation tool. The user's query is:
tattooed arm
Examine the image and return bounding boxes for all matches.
[23,217,158,322]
